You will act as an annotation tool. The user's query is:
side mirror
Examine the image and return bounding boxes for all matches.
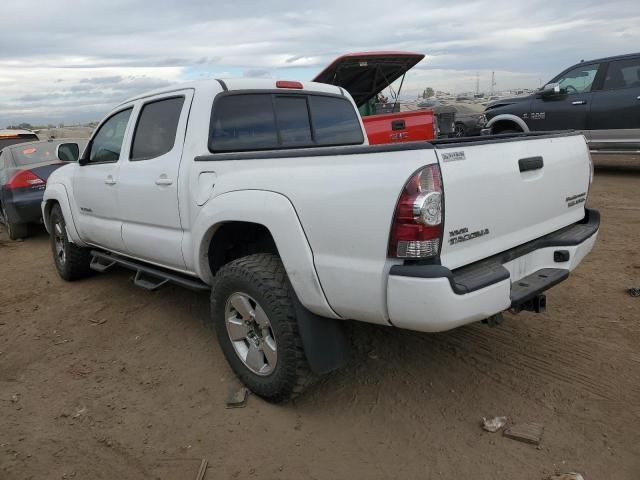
[56,143,80,162]
[540,82,561,98]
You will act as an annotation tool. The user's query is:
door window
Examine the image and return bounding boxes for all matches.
[130,97,185,161]
[554,64,600,95]
[89,108,132,163]
[603,58,640,90]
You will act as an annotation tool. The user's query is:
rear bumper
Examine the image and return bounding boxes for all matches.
[2,188,45,224]
[387,209,600,332]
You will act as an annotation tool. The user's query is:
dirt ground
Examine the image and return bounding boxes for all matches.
[1,156,639,480]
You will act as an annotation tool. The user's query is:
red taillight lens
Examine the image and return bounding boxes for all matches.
[276,80,303,89]
[388,164,443,258]
[6,170,45,189]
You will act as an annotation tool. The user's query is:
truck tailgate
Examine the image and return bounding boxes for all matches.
[436,134,592,270]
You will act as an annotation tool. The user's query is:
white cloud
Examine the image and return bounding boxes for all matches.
[1,0,639,124]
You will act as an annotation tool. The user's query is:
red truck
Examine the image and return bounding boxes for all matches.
[313,51,455,144]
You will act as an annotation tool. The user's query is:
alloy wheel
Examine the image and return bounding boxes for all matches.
[225,292,277,375]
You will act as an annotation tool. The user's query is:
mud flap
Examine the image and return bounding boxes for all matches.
[292,296,349,375]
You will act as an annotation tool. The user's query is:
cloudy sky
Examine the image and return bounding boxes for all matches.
[1,0,639,125]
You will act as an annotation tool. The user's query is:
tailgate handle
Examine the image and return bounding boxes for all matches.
[519,156,544,173]
[391,120,406,131]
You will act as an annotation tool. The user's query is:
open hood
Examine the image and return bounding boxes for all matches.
[313,51,425,107]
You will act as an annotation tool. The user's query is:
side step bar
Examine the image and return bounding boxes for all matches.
[90,250,210,292]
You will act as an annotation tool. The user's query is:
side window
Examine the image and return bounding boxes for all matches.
[603,58,640,91]
[89,108,132,163]
[130,97,185,161]
[554,64,600,95]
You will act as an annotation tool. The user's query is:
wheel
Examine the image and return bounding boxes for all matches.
[454,123,466,138]
[49,204,92,281]
[0,205,29,240]
[210,253,314,403]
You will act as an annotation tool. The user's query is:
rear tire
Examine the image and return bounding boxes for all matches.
[49,204,92,281]
[0,205,29,240]
[210,253,315,403]
[7,221,29,241]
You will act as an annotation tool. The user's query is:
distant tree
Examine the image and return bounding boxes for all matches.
[423,87,435,98]
[58,122,65,128]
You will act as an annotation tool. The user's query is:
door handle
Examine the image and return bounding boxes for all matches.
[155,175,173,186]
[104,176,116,185]
[519,156,544,173]
[571,100,586,105]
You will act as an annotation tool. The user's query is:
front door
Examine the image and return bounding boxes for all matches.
[528,63,600,132]
[118,91,193,270]
[589,56,640,148]
[73,107,133,252]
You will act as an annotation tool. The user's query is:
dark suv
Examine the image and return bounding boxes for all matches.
[483,52,640,153]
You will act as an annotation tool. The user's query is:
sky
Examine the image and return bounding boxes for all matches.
[1,0,639,125]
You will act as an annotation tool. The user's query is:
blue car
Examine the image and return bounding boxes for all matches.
[0,138,87,240]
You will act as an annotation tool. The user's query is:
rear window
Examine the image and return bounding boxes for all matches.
[12,143,58,166]
[209,93,363,153]
[0,134,39,150]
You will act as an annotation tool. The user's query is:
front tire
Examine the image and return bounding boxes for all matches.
[210,254,314,403]
[49,204,92,281]
[454,123,466,138]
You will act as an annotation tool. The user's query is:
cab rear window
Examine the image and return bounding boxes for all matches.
[209,93,363,153]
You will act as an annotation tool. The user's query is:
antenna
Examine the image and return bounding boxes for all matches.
[490,71,496,96]
[475,72,480,96]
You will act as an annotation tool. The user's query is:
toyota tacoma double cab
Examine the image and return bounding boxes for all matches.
[42,78,599,402]
[484,52,640,153]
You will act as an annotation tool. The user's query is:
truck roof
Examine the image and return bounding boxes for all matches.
[580,51,640,65]
[117,78,344,107]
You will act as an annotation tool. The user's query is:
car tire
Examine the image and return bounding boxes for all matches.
[6,221,29,241]
[210,253,315,403]
[49,204,92,281]
[0,205,29,241]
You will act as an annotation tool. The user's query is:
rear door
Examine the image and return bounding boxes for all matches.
[117,90,193,270]
[588,56,640,149]
[436,134,591,270]
[529,63,600,132]
[73,107,134,252]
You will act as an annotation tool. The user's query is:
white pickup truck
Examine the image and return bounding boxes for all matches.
[42,78,599,402]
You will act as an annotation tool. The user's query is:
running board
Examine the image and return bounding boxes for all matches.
[90,250,210,292]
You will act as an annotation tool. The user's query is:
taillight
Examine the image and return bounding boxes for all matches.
[388,164,444,259]
[6,170,45,189]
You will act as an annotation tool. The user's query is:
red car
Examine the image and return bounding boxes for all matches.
[313,52,455,144]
